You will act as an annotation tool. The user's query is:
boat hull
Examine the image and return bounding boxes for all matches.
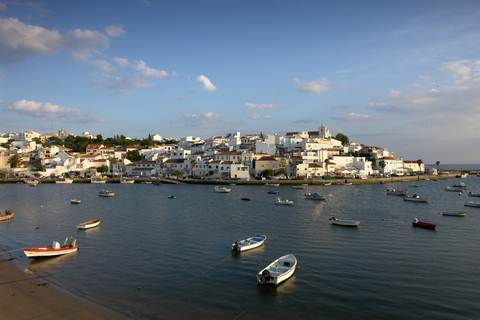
[412,221,436,230]
[23,246,78,258]
[404,197,428,203]
[77,220,101,230]
[232,235,266,252]
[257,254,297,286]
[0,213,14,222]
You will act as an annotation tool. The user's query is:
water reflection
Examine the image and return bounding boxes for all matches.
[27,253,78,272]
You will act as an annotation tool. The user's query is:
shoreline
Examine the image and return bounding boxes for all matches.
[0,247,123,320]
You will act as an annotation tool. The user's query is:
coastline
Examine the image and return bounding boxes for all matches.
[0,248,122,320]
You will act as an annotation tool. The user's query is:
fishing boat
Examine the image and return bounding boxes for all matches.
[267,190,279,195]
[304,192,326,201]
[241,197,251,201]
[70,199,81,204]
[90,177,106,184]
[98,189,115,197]
[441,211,466,217]
[465,201,480,208]
[445,186,464,192]
[120,178,135,184]
[214,186,231,193]
[167,195,176,199]
[265,183,280,187]
[275,197,294,206]
[412,218,436,230]
[232,235,266,252]
[452,182,467,188]
[56,178,73,184]
[403,194,428,203]
[0,210,14,222]
[329,217,360,227]
[257,254,297,286]
[386,188,407,196]
[468,192,480,197]
[77,218,101,230]
[23,238,78,258]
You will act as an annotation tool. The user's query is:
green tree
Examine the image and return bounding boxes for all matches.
[261,169,274,177]
[435,161,440,169]
[275,168,287,176]
[126,150,144,162]
[96,165,109,173]
[335,133,349,146]
[173,170,183,179]
[7,154,20,168]
[47,136,63,146]
[379,160,386,171]
[32,159,43,171]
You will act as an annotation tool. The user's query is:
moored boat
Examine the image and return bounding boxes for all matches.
[56,178,73,184]
[468,192,480,197]
[386,188,407,196]
[120,178,135,184]
[412,218,436,230]
[403,194,428,203]
[465,201,480,208]
[267,190,279,195]
[167,195,176,199]
[214,186,231,193]
[77,218,101,230]
[329,217,360,227]
[275,197,294,206]
[291,185,304,189]
[241,197,251,201]
[98,189,115,197]
[24,179,39,187]
[445,186,464,192]
[265,183,280,187]
[0,210,14,222]
[232,235,266,252]
[257,254,297,286]
[441,211,466,217]
[23,238,78,258]
[304,192,326,201]
[90,177,107,184]
[70,199,81,204]
[452,182,467,188]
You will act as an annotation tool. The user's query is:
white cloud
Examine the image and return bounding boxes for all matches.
[441,60,480,85]
[293,77,329,94]
[64,28,109,60]
[92,59,114,74]
[202,111,219,120]
[134,60,168,78]
[197,74,217,92]
[113,57,129,67]
[249,113,272,120]
[333,112,372,122]
[182,111,221,127]
[104,25,125,37]
[388,89,401,98]
[8,99,99,122]
[0,2,7,11]
[244,102,274,110]
[95,75,150,93]
[0,17,61,62]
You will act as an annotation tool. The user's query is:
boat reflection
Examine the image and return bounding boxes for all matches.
[231,244,266,260]
[256,275,297,297]
[27,252,78,271]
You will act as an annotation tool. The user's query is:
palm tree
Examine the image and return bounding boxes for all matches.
[435,161,440,173]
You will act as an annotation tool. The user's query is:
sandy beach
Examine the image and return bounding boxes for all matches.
[0,255,120,320]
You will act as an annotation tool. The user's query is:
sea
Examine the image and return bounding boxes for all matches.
[1,177,480,319]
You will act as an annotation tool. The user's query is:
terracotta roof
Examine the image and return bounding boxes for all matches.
[381,156,396,160]
[257,156,276,161]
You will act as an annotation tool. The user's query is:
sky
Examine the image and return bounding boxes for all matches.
[1,0,480,163]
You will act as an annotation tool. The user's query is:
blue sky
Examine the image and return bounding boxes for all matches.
[1,0,480,162]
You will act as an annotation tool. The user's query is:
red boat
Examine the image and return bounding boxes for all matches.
[412,218,436,230]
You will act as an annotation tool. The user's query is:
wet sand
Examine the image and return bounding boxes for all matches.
[0,256,120,319]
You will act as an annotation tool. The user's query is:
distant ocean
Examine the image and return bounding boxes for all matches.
[426,164,480,171]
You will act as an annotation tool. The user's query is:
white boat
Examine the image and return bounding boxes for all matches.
[56,178,73,184]
[452,182,467,188]
[98,189,115,197]
[441,211,466,217]
[70,199,81,204]
[386,188,407,196]
[214,186,231,193]
[445,186,464,192]
[465,201,480,208]
[120,178,135,184]
[90,177,106,184]
[468,192,480,197]
[265,183,280,187]
[324,183,332,186]
[257,254,297,286]
[329,217,360,227]
[460,173,469,178]
[232,235,267,252]
[291,185,304,189]
[403,194,428,203]
[304,192,326,201]
[25,179,39,187]
[0,210,14,222]
[23,238,78,258]
[275,197,294,206]
[77,218,101,230]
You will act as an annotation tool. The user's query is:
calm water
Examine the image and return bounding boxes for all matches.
[1,178,480,319]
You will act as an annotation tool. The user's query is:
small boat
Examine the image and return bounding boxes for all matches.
[77,218,101,230]
[232,235,266,252]
[214,186,231,193]
[167,195,176,199]
[265,183,280,187]
[70,199,81,204]
[445,186,464,192]
[120,179,135,184]
[468,192,480,197]
[329,217,360,227]
[304,192,326,201]
[452,182,467,188]
[142,181,152,184]
[403,194,428,203]
[25,179,39,187]
[257,254,297,286]
[98,189,115,197]
[56,178,73,184]
[324,183,332,186]
[291,185,304,189]
[241,197,251,201]
[344,182,353,185]
[386,188,407,196]
[90,177,106,184]
[23,238,78,258]
[441,211,466,217]
[465,201,480,208]
[460,173,469,178]
[0,210,14,222]
[412,218,436,230]
[267,190,279,195]
[275,197,294,206]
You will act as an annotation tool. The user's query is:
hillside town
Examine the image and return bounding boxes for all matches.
[0,125,427,181]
